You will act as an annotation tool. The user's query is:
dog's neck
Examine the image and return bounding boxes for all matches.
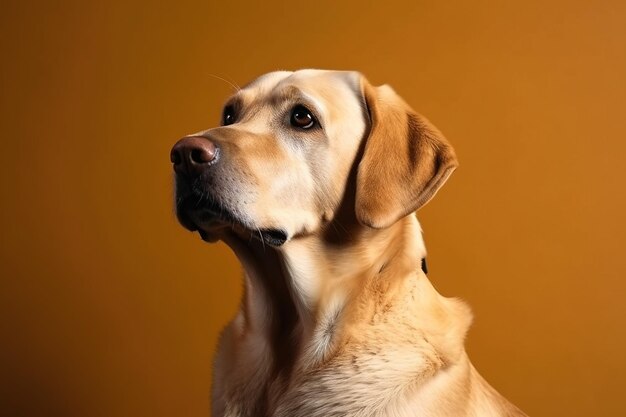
[222,215,428,367]
[279,215,427,328]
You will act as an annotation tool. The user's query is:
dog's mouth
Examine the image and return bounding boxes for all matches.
[176,192,288,247]
[176,192,236,232]
[257,229,288,246]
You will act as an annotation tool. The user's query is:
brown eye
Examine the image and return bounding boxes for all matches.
[290,105,316,129]
[222,106,236,126]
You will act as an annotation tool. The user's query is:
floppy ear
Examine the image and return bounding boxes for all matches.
[355,79,458,229]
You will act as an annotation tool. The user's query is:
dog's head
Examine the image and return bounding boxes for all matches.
[171,70,457,246]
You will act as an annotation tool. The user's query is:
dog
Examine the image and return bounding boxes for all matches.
[171,69,527,416]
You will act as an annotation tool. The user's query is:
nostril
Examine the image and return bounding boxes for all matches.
[170,149,182,165]
[189,142,217,164]
[190,148,207,164]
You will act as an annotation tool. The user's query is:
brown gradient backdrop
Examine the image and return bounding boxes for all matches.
[1,0,625,416]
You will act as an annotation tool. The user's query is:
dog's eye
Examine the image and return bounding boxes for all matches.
[290,105,316,129]
[222,106,236,126]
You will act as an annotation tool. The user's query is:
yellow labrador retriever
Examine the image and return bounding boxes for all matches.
[171,70,527,416]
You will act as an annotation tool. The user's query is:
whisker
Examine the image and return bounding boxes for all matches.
[207,73,241,92]
[257,228,266,252]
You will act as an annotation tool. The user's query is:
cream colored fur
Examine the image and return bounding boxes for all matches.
[175,70,527,416]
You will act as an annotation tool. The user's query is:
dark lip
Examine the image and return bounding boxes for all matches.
[258,229,287,246]
[176,192,237,231]
[175,191,288,246]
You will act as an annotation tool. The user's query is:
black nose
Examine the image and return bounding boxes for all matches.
[170,136,218,176]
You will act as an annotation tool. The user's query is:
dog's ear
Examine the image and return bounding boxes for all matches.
[355,79,458,229]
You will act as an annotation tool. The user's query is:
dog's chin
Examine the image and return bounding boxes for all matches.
[175,194,289,247]
[176,208,225,240]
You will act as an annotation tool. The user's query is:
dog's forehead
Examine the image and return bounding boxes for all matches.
[239,69,361,106]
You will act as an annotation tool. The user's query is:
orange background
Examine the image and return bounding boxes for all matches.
[2,1,625,416]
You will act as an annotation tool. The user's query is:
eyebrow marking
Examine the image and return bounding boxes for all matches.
[271,85,317,106]
[270,85,327,124]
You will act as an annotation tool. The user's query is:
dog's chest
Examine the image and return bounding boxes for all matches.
[227,329,443,417]
[276,343,442,416]
[216,276,470,416]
